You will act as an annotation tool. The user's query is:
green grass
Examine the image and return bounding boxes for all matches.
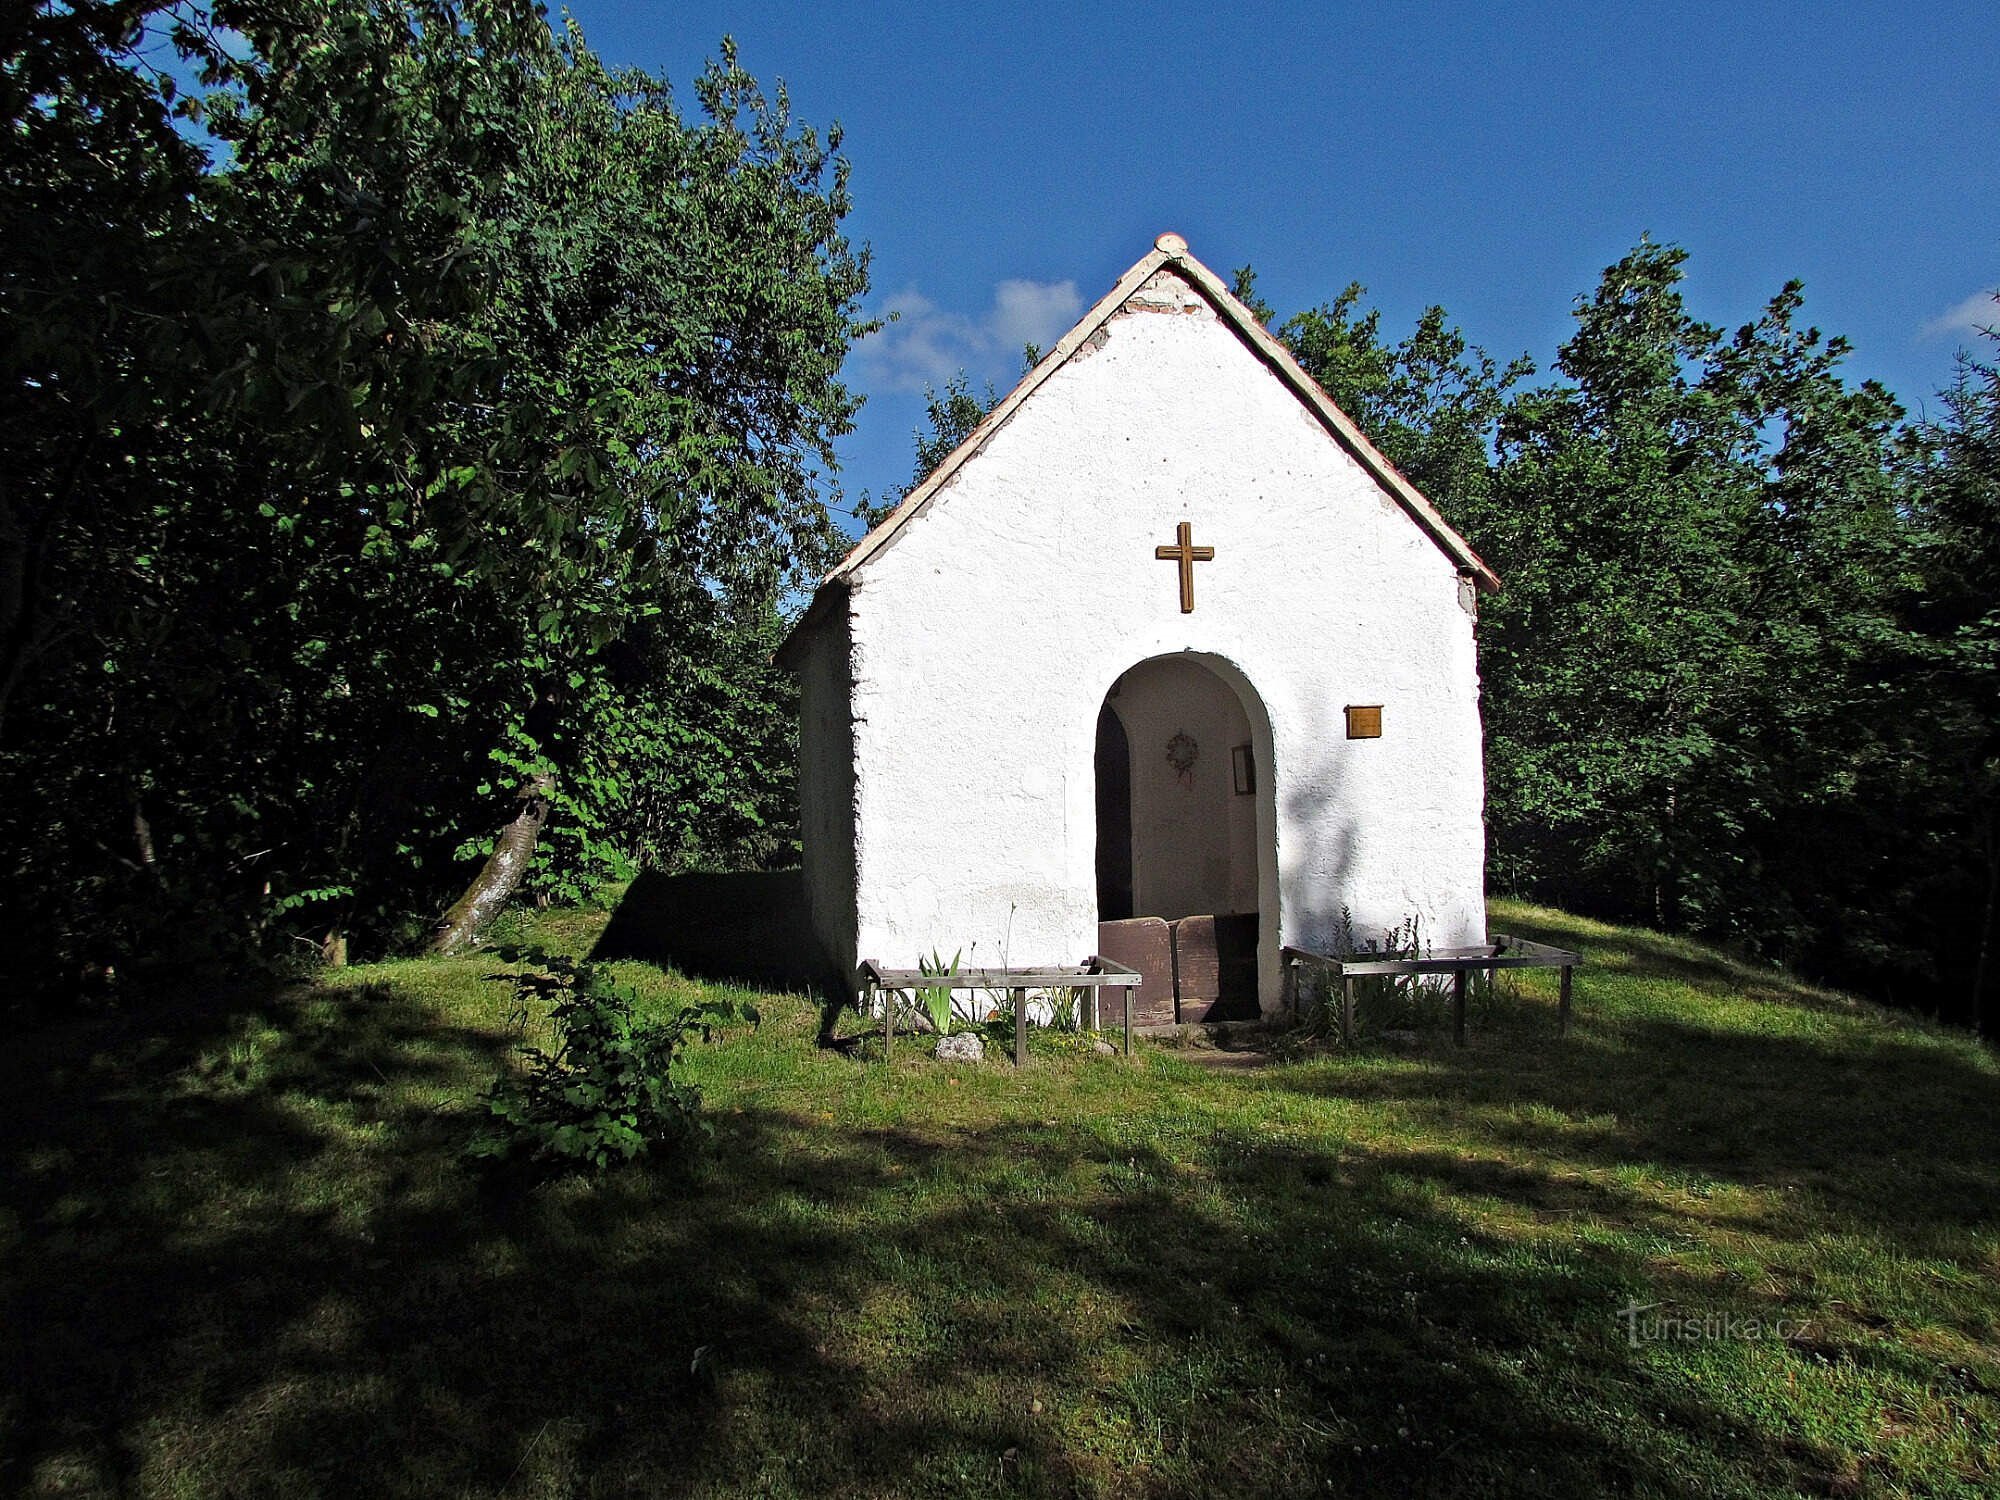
[4,901,1997,1498]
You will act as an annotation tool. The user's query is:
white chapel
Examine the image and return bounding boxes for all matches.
[776,233,1495,1021]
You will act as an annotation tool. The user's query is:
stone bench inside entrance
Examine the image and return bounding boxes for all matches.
[1096,912,1260,1026]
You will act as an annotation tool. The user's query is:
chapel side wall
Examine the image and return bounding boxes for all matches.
[843,275,1487,1010]
[846,563,1088,976]
[796,602,860,996]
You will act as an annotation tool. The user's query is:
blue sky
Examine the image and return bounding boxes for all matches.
[567,0,1998,530]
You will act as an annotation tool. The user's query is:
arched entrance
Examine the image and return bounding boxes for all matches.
[1095,655,1270,1024]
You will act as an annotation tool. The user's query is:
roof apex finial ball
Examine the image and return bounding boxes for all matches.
[1154,231,1188,255]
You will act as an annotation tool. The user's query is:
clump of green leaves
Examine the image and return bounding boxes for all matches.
[469,947,756,1170]
[1282,907,1452,1050]
[916,948,962,1035]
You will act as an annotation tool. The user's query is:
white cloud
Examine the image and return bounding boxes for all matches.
[990,279,1084,354]
[1921,288,1999,341]
[856,277,1083,393]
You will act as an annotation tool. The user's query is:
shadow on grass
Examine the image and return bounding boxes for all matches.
[592,868,833,995]
[2,970,1990,1497]
[1497,904,1858,1013]
[1264,910,2000,1253]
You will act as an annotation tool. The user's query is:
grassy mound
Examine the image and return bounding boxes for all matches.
[3,901,1995,1497]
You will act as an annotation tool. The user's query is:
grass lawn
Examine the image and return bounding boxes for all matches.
[4,899,1997,1498]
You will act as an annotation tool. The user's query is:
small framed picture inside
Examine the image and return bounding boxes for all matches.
[1231,742,1255,795]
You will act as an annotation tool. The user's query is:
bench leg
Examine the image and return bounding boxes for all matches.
[1453,970,1468,1047]
[1013,987,1027,1067]
[1559,965,1573,1036]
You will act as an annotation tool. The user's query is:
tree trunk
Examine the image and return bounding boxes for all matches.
[132,800,157,871]
[430,772,555,955]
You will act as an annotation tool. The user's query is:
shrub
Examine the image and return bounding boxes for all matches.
[468,947,756,1170]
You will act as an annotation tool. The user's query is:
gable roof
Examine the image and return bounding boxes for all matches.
[779,233,1499,664]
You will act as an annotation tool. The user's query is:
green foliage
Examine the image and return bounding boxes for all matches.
[1228,264,1276,326]
[853,368,1002,530]
[2,2,869,1001]
[916,947,962,1035]
[1478,246,1917,976]
[1284,907,1450,1047]
[911,374,997,487]
[1897,322,2000,1026]
[469,946,757,1169]
[1280,283,1531,530]
[1276,242,1996,1028]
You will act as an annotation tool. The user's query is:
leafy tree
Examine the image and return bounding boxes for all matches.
[1276,280,1531,557]
[1900,316,2000,1029]
[1,1,870,997]
[1,1,215,732]
[1269,243,1964,1020]
[1477,245,1913,957]
[911,372,996,486]
[1229,264,1276,326]
[852,361,1017,530]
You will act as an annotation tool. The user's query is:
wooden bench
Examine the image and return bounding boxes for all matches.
[858,958,1144,1066]
[1280,935,1582,1046]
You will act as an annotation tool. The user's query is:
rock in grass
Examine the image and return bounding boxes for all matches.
[935,1032,984,1064]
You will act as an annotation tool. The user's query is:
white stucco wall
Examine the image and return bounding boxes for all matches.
[805,266,1487,1012]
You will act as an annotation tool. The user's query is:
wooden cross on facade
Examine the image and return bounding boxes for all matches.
[1154,521,1215,613]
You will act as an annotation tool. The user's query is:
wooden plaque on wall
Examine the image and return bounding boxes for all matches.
[1345,705,1383,739]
